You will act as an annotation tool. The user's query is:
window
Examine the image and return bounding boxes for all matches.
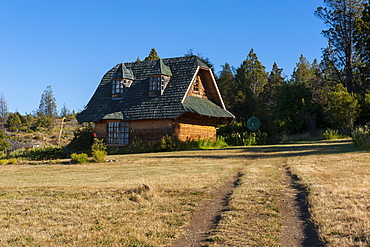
[149,76,161,91]
[107,122,129,145]
[119,122,129,145]
[112,79,132,99]
[112,80,124,94]
[149,75,170,97]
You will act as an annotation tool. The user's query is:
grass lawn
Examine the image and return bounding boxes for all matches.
[0,140,369,246]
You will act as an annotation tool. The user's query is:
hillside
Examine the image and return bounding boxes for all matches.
[5,118,79,152]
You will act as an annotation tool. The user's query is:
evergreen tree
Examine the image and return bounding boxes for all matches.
[357,1,370,93]
[274,83,317,134]
[291,55,316,86]
[236,49,268,96]
[315,0,366,93]
[234,49,268,126]
[60,103,70,118]
[216,63,236,109]
[261,63,285,109]
[144,48,160,61]
[6,112,22,132]
[0,92,8,130]
[37,85,58,118]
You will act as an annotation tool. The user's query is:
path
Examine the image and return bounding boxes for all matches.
[170,172,241,247]
[170,166,324,247]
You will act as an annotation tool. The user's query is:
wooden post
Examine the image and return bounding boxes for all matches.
[58,117,65,147]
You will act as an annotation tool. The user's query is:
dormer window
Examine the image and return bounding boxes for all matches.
[111,63,134,99]
[149,75,170,97]
[148,59,172,97]
[112,79,132,99]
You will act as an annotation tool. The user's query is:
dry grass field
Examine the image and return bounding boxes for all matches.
[0,139,369,246]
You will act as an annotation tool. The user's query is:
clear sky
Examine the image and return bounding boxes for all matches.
[0,0,327,114]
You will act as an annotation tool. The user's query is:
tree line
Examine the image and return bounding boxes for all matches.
[216,0,370,137]
[0,85,75,133]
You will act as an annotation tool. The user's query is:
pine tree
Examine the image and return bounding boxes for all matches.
[37,85,58,118]
[236,49,268,96]
[357,1,370,93]
[261,62,285,109]
[216,63,235,109]
[233,49,268,126]
[144,48,160,61]
[315,0,366,93]
[60,103,70,118]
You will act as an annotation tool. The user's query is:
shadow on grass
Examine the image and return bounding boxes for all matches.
[146,139,359,160]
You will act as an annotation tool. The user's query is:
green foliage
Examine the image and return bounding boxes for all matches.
[71,153,88,164]
[232,49,268,126]
[0,158,17,165]
[8,146,67,160]
[111,136,229,155]
[144,48,160,61]
[325,84,360,131]
[0,131,9,152]
[315,0,365,93]
[274,83,317,134]
[352,125,370,148]
[37,85,58,118]
[91,138,107,163]
[221,131,268,146]
[65,124,95,153]
[323,129,347,140]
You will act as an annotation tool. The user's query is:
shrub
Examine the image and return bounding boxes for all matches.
[91,138,107,162]
[65,124,94,153]
[0,158,17,165]
[7,146,67,160]
[27,146,66,160]
[323,129,346,140]
[352,125,370,149]
[198,138,228,149]
[71,153,88,164]
[92,150,107,163]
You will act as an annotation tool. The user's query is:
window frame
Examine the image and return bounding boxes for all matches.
[107,121,129,145]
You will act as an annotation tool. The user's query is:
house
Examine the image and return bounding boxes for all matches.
[76,55,234,146]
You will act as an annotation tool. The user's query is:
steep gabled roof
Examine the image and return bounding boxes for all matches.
[77,56,234,123]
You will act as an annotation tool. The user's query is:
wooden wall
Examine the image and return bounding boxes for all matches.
[174,122,216,141]
[94,115,220,145]
[130,119,173,142]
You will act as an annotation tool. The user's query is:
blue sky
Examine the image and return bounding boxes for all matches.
[0,0,327,114]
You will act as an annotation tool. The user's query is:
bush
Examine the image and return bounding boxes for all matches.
[65,124,94,154]
[92,150,107,163]
[111,136,229,155]
[198,137,228,149]
[27,147,66,160]
[323,129,346,140]
[352,125,370,149]
[91,138,107,162]
[71,153,88,164]
[0,158,17,165]
[8,146,67,160]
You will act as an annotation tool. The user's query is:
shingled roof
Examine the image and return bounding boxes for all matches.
[76,55,234,123]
